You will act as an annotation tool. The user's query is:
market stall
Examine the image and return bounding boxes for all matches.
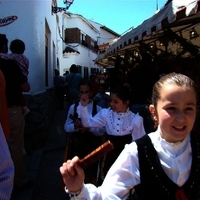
[95,0,200,67]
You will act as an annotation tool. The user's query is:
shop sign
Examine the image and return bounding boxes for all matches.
[0,16,18,27]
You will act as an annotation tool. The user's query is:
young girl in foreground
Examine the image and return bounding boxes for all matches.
[60,72,200,199]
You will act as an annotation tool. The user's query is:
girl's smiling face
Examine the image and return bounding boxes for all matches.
[110,93,129,113]
[79,85,92,103]
[153,84,197,143]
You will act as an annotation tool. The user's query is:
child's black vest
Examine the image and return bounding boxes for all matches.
[134,133,200,200]
[66,101,100,160]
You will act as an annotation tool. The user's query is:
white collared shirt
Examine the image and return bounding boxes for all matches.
[77,105,146,141]
[72,129,192,200]
[64,101,105,136]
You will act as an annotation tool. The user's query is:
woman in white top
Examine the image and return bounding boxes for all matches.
[60,73,200,199]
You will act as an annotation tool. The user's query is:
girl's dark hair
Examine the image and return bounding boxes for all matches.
[111,85,131,102]
[78,80,93,91]
[152,72,198,107]
[10,39,25,54]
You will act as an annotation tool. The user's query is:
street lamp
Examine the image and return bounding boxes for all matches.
[52,0,74,14]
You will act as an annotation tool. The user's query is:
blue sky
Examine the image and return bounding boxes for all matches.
[59,0,167,35]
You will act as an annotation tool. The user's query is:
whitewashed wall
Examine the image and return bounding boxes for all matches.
[89,20,119,46]
[58,13,104,75]
[0,0,58,93]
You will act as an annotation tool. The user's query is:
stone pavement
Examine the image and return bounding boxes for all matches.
[11,105,71,200]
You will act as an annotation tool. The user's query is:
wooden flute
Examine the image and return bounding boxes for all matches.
[78,140,114,169]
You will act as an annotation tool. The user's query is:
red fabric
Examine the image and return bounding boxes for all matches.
[176,189,188,200]
[0,70,10,140]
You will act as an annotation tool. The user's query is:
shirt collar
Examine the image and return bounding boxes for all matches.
[154,127,191,157]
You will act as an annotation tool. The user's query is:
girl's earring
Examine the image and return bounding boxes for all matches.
[153,117,158,129]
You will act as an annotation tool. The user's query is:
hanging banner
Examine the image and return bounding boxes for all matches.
[0,16,18,27]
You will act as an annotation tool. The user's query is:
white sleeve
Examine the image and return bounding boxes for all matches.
[131,114,146,141]
[64,104,76,133]
[88,105,106,136]
[77,105,107,128]
[70,142,140,200]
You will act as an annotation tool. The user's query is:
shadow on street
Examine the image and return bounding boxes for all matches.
[11,102,70,200]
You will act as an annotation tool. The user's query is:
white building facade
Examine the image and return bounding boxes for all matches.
[57,12,120,78]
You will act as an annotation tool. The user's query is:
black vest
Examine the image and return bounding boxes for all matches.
[66,101,103,185]
[134,133,200,200]
[66,101,101,160]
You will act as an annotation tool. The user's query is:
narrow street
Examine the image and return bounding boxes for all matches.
[11,103,70,200]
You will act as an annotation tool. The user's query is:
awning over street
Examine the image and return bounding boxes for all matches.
[63,46,80,54]
[96,0,200,67]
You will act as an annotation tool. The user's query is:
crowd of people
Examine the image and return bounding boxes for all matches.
[54,66,111,112]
